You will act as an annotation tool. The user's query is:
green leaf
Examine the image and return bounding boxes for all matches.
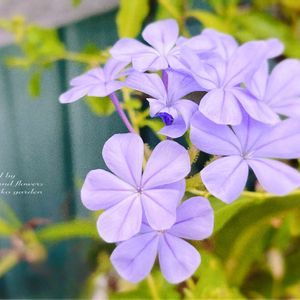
[0,199,21,228]
[116,0,150,38]
[36,219,99,243]
[72,0,82,7]
[214,191,300,285]
[85,96,115,116]
[192,252,245,299]
[187,10,233,32]
[0,219,14,236]
[0,252,19,278]
[156,0,183,20]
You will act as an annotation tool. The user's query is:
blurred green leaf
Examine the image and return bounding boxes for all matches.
[157,0,183,21]
[85,96,115,116]
[36,219,99,243]
[0,199,21,228]
[0,219,14,236]
[116,0,150,38]
[72,0,82,7]
[192,252,244,299]
[0,252,19,278]
[215,191,300,285]
[187,10,233,32]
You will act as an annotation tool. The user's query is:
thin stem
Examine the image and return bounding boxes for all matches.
[109,92,135,133]
[146,274,160,300]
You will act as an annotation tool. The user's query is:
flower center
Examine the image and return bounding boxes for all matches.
[156,112,174,126]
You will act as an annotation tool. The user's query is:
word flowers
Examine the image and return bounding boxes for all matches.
[59,18,300,284]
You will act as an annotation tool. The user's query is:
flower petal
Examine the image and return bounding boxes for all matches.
[142,180,185,230]
[97,194,142,242]
[125,72,166,100]
[102,133,144,187]
[59,86,90,103]
[81,169,134,211]
[110,38,154,62]
[168,196,214,240]
[190,111,241,155]
[199,88,242,125]
[248,158,300,195]
[252,118,300,159]
[111,231,159,283]
[142,19,179,54]
[225,41,269,87]
[265,59,300,105]
[232,88,280,124]
[103,58,129,80]
[142,140,190,188]
[70,68,104,86]
[158,233,201,284]
[201,156,249,203]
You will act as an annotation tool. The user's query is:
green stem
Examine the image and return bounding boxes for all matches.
[146,274,160,300]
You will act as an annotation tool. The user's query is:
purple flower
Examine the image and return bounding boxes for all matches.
[182,32,284,125]
[81,133,190,242]
[125,70,200,137]
[190,112,300,203]
[247,59,300,118]
[110,19,213,72]
[111,196,214,284]
[59,58,127,103]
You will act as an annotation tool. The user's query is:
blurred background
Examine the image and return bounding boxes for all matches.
[0,0,300,299]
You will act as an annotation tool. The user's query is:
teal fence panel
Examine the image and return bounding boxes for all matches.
[0,9,126,299]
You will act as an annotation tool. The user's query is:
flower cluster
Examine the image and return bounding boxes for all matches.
[59,19,300,283]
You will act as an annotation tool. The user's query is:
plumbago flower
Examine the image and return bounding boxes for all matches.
[111,197,214,283]
[81,133,190,242]
[181,30,284,125]
[110,19,213,72]
[125,70,200,137]
[247,59,300,117]
[190,111,300,203]
[59,58,127,103]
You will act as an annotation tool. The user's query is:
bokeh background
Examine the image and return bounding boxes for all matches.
[0,0,300,299]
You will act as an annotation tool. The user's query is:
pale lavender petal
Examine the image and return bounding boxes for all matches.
[133,54,169,71]
[167,71,201,102]
[110,38,155,62]
[248,158,300,195]
[201,28,238,60]
[271,98,300,118]
[59,86,90,103]
[103,58,129,80]
[201,156,249,203]
[125,72,166,100]
[158,233,201,284]
[70,68,105,86]
[225,41,269,87]
[147,98,166,117]
[142,19,179,53]
[158,116,187,138]
[251,118,300,159]
[97,194,142,242]
[199,88,243,125]
[232,88,280,124]
[168,196,214,240]
[265,59,300,110]
[142,140,190,188]
[190,111,241,155]
[81,169,134,211]
[142,180,185,230]
[265,38,284,58]
[231,112,271,154]
[181,33,214,52]
[246,61,269,100]
[88,81,124,97]
[111,231,159,283]
[102,133,144,187]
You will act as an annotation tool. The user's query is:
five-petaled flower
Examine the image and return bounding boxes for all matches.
[111,197,214,283]
[125,70,200,137]
[191,111,300,203]
[59,58,127,103]
[81,133,190,242]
